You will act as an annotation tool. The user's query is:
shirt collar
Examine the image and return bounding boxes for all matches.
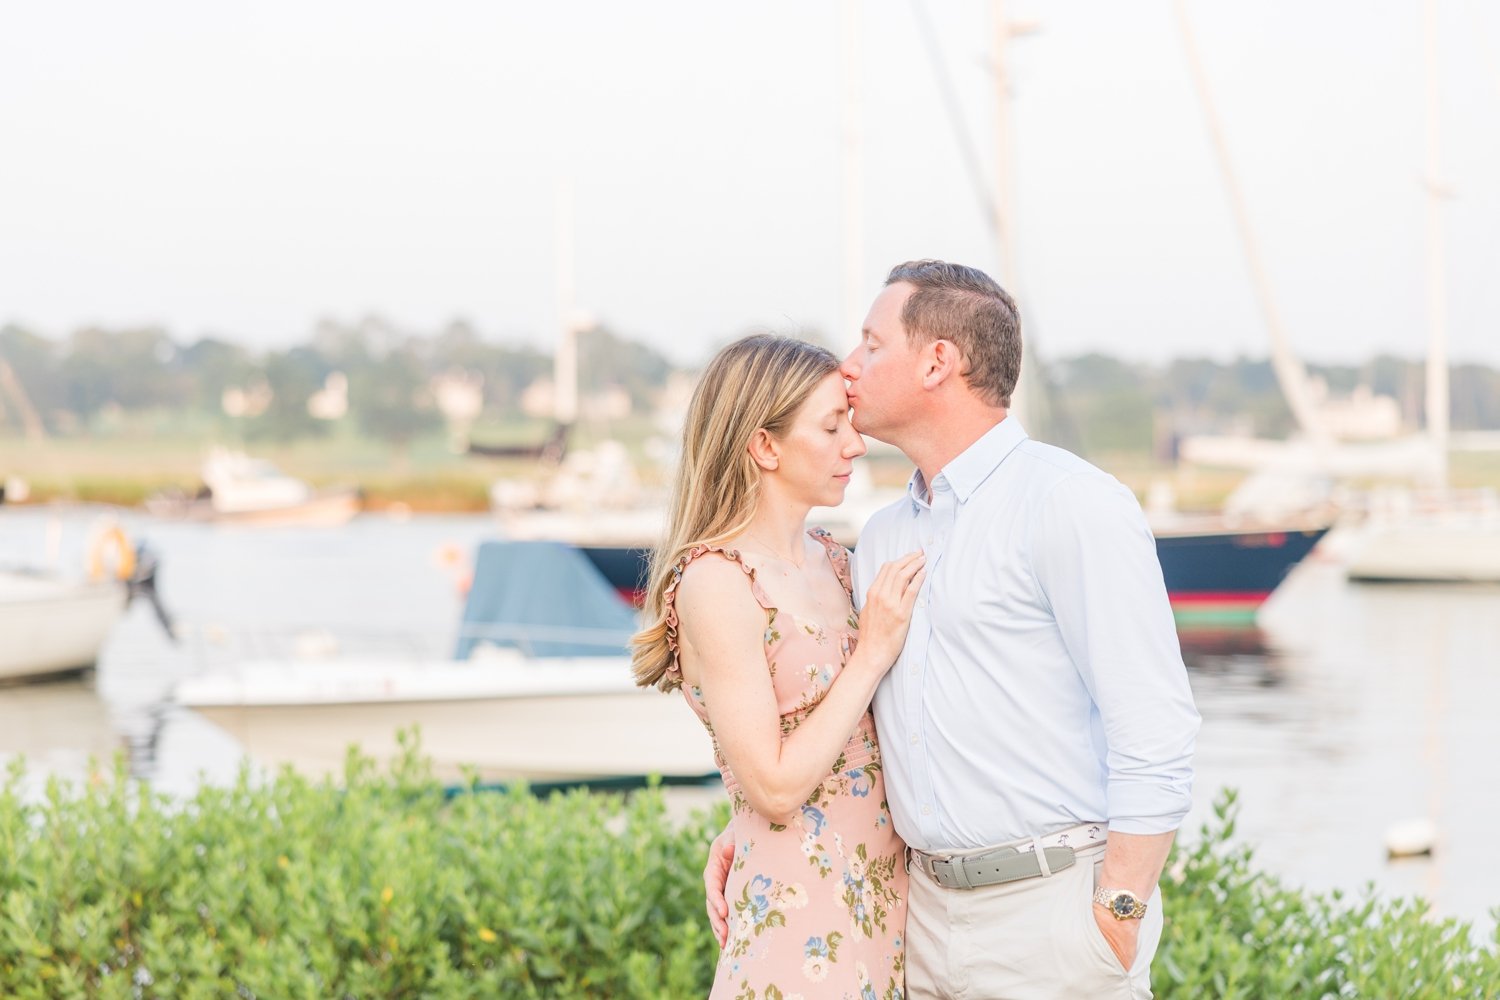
[906,417,1029,510]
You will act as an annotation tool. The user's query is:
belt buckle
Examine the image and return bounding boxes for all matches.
[915,849,951,882]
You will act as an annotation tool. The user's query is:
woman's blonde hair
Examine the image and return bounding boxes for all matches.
[632,334,840,691]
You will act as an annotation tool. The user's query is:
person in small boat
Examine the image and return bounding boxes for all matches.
[633,333,925,999]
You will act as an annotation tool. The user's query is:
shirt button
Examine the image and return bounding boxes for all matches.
[917,597,927,608]
[921,804,933,816]
[910,733,919,745]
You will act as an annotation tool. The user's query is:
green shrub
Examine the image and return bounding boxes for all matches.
[1,747,1495,998]
[0,739,721,999]
[1157,790,1500,999]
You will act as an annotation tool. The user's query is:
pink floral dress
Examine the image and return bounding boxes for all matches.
[664,528,907,1000]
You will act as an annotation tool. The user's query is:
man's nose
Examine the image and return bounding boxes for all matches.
[839,352,860,380]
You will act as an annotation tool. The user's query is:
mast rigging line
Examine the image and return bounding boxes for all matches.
[1172,0,1329,444]
[905,0,1080,449]
[906,0,1001,235]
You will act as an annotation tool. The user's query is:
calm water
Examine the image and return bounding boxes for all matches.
[2,507,1497,931]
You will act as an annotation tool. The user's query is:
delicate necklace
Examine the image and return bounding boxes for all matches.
[740,531,805,569]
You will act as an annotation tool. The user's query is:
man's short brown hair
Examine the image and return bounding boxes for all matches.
[885,259,1021,408]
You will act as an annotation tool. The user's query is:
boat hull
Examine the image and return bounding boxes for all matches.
[580,524,1331,626]
[147,488,361,527]
[0,574,127,682]
[1347,526,1500,583]
[1154,525,1328,623]
[180,659,718,784]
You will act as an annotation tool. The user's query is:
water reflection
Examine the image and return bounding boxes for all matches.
[0,676,125,793]
[1177,624,1287,687]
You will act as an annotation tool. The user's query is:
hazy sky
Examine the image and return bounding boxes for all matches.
[2,1,1497,366]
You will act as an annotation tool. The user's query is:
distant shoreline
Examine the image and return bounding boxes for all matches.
[7,434,1500,514]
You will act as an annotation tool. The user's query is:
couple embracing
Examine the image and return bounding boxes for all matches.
[632,260,1200,1000]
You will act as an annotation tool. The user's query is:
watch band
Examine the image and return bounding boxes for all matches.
[1092,886,1148,920]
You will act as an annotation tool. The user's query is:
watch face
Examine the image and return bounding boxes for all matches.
[1110,893,1138,918]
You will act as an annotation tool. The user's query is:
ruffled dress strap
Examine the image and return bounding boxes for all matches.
[662,545,776,687]
[807,526,854,599]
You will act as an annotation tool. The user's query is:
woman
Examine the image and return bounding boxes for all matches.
[633,334,925,999]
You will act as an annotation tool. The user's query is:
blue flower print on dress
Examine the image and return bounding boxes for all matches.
[748,874,773,925]
[846,768,872,798]
[800,804,827,836]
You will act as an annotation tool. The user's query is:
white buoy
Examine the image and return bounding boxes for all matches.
[1384,819,1438,858]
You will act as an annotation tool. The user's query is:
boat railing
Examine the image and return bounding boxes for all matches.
[454,621,636,658]
[176,621,440,670]
[174,619,636,669]
[1358,486,1500,525]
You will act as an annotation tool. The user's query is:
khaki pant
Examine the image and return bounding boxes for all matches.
[905,843,1163,999]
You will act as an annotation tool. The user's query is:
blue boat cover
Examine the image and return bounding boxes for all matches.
[454,540,641,659]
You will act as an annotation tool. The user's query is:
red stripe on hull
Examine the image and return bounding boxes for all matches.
[1167,591,1272,608]
[627,585,1270,612]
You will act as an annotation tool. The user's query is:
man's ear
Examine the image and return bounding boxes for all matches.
[747,428,780,471]
[921,339,963,390]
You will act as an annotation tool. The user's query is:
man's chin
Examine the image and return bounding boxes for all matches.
[852,413,882,446]
[850,414,896,446]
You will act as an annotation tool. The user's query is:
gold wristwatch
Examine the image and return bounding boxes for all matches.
[1092,887,1148,920]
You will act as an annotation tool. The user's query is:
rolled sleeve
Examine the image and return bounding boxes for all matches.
[1031,473,1201,834]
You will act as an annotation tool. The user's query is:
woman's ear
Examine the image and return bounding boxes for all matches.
[922,339,963,389]
[747,428,780,471]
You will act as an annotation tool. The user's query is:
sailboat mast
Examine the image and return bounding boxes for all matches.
[1423,0,1450,486]
[990,0,1041,426]
[1173,0,1328,445]
[554,179,579,426]
[842,0,865,344]
[990,0,1020,295]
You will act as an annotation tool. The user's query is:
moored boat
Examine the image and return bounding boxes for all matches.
[1151,519,1330,624]
[0,571,126,683]
[174,539,717,785]
[573,518,1331,627]
[146,448,360,527]
[1344,489,1500,583]
[0,520,171,683]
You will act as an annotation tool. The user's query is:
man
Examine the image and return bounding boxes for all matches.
[705,259,1200,999]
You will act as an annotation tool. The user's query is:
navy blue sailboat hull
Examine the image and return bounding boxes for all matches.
[578,524,1329,625]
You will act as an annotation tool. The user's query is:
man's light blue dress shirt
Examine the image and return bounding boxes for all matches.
[850,418,1200,853]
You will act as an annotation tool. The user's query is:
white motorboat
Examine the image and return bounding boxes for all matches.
[174,539,718,785]
[147,448,360,527]
[0,570,127,682]
[176,651,716,784]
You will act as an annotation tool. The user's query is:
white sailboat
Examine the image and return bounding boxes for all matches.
[1171,0,1500,582]
[1342,0,1500,583]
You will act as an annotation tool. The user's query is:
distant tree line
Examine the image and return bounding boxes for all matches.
[1042,353,1500,456]
[0,318,672,445]
[2,319,1496,455]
